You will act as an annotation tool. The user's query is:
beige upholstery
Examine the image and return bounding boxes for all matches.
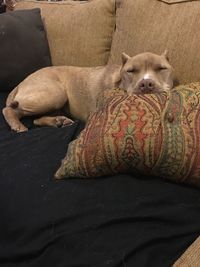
[15,0,116,67]
[109,0,200,84]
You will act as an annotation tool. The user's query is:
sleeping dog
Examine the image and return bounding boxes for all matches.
[3,51,175,132]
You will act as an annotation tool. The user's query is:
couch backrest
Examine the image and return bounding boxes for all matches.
[109,0,200,84]
[15,0,116,67]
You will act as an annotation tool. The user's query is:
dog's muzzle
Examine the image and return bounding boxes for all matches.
[137,78,156,93]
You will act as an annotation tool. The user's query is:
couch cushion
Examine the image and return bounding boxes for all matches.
[109,0,200,84]
[15,0,116,67]
[0,8,51,92]
[55,83,200,187]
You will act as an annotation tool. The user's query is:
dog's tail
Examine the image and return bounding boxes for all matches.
[9,100,19,109]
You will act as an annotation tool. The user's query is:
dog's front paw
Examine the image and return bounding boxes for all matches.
[55,116,74,128]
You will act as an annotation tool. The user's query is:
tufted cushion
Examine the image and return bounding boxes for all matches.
[15,0,116,67]
[55,83,200,187]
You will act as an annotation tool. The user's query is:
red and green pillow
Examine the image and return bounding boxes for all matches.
[55,83,200,187]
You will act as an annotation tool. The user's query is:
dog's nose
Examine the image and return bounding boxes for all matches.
[138,79,155,93]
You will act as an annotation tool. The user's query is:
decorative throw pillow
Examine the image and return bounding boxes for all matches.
[0,8,51,92]
[55,83,200,187]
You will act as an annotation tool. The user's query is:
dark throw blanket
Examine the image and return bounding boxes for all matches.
[0,93,200,267]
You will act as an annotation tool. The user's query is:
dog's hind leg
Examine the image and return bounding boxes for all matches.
[2,107,28,132]
[33,116,74,128]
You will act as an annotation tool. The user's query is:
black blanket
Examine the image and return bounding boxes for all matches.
[0,92,200,267]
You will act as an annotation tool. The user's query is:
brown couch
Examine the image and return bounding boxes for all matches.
[1,0,199,266]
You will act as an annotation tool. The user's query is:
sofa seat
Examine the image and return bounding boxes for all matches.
[1,91,200,267]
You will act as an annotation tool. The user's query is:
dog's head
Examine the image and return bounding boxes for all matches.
[118,51,175,94]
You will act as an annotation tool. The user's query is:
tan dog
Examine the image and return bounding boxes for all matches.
[3,51,175,132]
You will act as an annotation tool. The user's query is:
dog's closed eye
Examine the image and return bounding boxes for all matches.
[155,65,168,71]
[127,67,139,74]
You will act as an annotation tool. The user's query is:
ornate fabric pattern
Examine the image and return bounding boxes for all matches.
[55,83,200,187]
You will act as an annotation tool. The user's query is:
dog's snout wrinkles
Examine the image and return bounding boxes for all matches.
[138,79,155,92]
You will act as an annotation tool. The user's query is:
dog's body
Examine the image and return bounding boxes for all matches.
[3,51,175,132]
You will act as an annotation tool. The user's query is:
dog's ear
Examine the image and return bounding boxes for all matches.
[122,52,131,65]
[162,50,169,61]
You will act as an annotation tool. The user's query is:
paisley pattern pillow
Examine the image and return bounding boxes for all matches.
[55,83,200,187]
